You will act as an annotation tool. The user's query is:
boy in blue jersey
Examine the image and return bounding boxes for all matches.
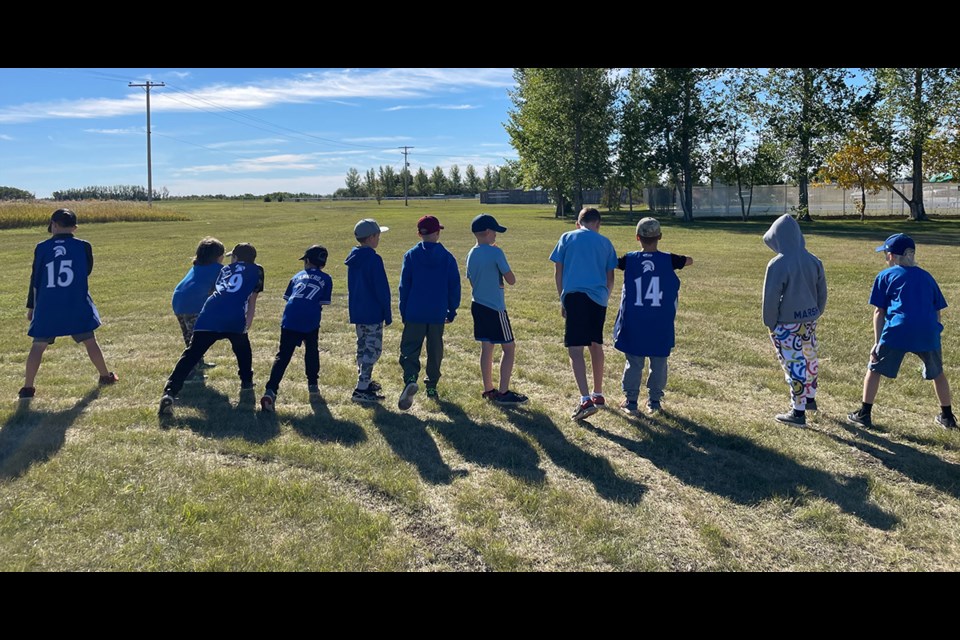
[171,237,225,379]
[466,213,527,405]
[260,245,332,412]
[345,218,391,404]
[549,207,618,421]
[397,215,461,410]
[19,208,118,399]
[847,234,956,430]
[159,243,264,415]
[613,217,693,416]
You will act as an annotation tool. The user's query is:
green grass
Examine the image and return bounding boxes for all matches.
[1,199,959,571]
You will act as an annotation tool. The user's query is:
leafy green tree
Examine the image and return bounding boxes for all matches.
[378,165,398,197]
[818,120,890,220]
[431,166,447,194]
[448,164,463,195]
[482,165,495,191]
[345,167,362,197]
[413,167,430,196]
[464,164,480,195]
[365,168,383,204]
[0,186,35,200]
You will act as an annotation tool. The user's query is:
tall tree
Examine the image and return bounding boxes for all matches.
[365,168,383,204]
[465,164,480,195]
[761,68,855,221]
[506,67,617,216]
[345,167,362,197]
[448,164,463,195]
[413,167,430,196]
[378,165,398,197]
[430,166,447,194]
[482,165,495,191]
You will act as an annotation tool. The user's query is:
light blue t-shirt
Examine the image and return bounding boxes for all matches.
[549,228,618,307]
[466,244,512,312]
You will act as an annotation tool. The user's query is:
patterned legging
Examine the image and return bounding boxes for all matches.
[770,320,818,411]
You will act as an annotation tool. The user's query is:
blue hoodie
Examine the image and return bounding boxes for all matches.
[398,241,461,324]
[345,245,392,325]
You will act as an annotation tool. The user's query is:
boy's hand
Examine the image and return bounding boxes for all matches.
[870,343,880,363]
[26,309,33,321]
[560,303,566,319]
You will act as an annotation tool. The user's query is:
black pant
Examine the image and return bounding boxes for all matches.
[164,331,253,396]
[266,327,319,393]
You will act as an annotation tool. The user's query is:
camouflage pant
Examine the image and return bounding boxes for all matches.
[176,313,199,348]
[356,323,383,389]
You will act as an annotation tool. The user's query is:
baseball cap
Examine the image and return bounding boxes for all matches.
[875,233,915,255]
[354,218,389,240]
[636,217,661,238]
[299,244,328,266]
[48,208,78,232]
[417,215,444,235]
[471,213,507,233]
[226,242,257,262]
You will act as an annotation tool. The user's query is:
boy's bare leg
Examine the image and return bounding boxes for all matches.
[862,370,881,404]
[499,342,516,394]
[568,346,590,397]
[588,342,604,395]
[933,372,952,406]
[480,342,495,392]
[81,337,111,377]
[24,342,48,388]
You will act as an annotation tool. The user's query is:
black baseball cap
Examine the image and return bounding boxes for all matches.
[299,244,328,266]
[471,213,507,233]
[226,242,257,262]
[48,208,77,232]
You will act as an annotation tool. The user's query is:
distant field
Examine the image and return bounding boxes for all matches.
[0,199,958,571]
[0,200,189,229]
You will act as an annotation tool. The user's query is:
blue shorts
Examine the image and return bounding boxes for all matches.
[868,344,943,380]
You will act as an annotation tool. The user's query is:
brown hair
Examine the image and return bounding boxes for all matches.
[578,207,601,225]
[194,237,225,265]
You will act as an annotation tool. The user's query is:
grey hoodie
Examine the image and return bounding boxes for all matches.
[762,214,827,329]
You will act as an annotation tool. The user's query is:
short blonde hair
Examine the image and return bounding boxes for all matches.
[889,248,917,267]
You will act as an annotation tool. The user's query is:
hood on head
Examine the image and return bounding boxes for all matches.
[763,214,805,254]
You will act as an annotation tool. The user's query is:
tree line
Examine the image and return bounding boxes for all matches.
[504,68,960,221]
[334,163,519,202]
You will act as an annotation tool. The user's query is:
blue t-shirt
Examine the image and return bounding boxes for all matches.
[193,261,265,334]
[172,263,222,316]
[281,268,332,333]
[28,234,101,338]
[466,244,512,312]
[612,251,686,357]
[549,228,618,307]
[869,265,947,352]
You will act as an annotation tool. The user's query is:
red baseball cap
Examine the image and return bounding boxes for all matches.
[417,215,443,235]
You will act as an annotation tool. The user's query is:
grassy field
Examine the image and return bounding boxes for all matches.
[0,199,958,571]
[0,200,188,229]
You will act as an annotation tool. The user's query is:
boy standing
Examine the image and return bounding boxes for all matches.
[762,213,828,427]
[549,207,618,421]
[397,215,461,410]
[260,245,332,412]
[159,243,264,415]
[613,217,693,415]
[345,218,391,404]
[847,233,956,430]
[19,208,118,399]
[466,213,527,405]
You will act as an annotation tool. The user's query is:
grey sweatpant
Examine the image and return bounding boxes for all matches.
[622,354,668,403]
[356,323,383,390]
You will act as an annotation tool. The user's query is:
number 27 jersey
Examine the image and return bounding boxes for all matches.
[194,261,265,333]
[613,251,683,357]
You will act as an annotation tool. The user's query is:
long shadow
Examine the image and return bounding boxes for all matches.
[825,420,960,500]
[159,383,280,444]
[433,399,545,483]
[0,388,101,480]
[581,411,897,530]
[496,406,647,505]
[369,404,465,485]
[275,395,367,446]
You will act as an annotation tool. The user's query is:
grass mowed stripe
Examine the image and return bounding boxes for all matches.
[1,199,958,570]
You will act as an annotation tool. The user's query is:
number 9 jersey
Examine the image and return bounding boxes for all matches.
[194,261,265,334]
[28,235,101,338]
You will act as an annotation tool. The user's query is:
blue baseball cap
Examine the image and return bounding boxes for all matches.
[471,213,507,233]
[875,233,915,255]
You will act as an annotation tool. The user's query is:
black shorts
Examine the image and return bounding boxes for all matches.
[472,302,514,344]
[563,292,606,347]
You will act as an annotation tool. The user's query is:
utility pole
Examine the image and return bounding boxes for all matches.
[129,81,165,207]
[399,146,414,206]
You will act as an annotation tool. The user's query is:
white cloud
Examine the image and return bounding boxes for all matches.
[83,128,142,135]
[384,104,479,112]
[0,133,12,141]
[162,175,344,197]
[176,153,321,174]
[344,136,413,143]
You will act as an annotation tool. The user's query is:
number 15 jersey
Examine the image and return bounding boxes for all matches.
[194,261,265,333]
[28,234,101,338]
[613,250,686,357]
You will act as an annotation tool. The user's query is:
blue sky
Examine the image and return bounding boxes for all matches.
[0,68,519,198]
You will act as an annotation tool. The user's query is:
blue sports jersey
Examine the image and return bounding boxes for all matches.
[870,265,947,352]
[281,268,332,333]
[612,251,682,357]
[172,263,223,316]
[193,262,265,333]
[28,235,101,338]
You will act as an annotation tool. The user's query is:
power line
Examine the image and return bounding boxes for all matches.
[129,80,165,207]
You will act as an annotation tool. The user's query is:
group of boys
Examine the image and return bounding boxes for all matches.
[18,207,956,432]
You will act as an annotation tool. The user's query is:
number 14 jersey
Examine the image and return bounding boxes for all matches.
[613,250,687,358]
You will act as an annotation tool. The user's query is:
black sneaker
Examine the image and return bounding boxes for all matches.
[847,409,873,428]
[240,380,255,391]
[646,401,663,415]
[398,382,419,411]
[426,386,439,400]
[352,387,385,404]
[482,389,499,401]
[494,390,528,405]
[307,384,321,397]
[17,386,35,399]
[158,394,175,416]
[260,389,276,412]
[775,409,806,426]
[805,399,818,412]
[99,372,119,385]
[936,414,958,430]
[368,380,383,393]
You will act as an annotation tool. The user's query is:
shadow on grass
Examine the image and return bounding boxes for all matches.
[0,388,101,480]
[496,406,647,505]
[825,420,960,501]
[582,410,898,530]
[433,399,545,484]
[369,404,466,486]
[276,395,367,446]
[159,383,279,444]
